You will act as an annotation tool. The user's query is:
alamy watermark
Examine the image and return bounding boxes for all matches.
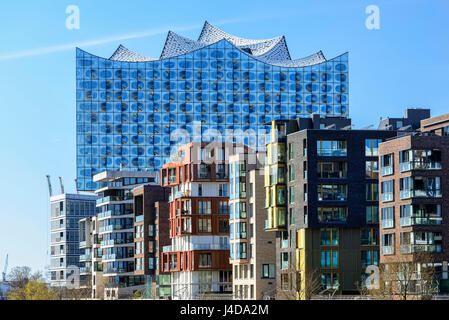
[365,5,380,30]
[66,5,80,30]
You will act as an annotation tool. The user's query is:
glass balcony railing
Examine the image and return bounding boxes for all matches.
[99,224,133,232]
[381,193,394,202]
[79,241,87,248]
[382,246,394,255]
[381,166,393,176]
[135,215,144,223]
[400,161,442,172]
[400,216,443,226]
[381,219,394,229]
[400,189,442,199]
[400,244,442,254]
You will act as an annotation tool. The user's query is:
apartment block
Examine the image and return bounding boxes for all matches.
[133,184,171,299]
[264,117,401,299]
[79,216,104,299]
[93,170,159,299]
[379,113,449,294]
[160,142,239,299]
[229,152,277,300]
[50,193,98,287]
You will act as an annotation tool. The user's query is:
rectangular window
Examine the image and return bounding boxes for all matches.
[318,207,348,223]
[198,201,211,215]
[361,250,379,267]
[198,254,212,268]
[366,206,379,224]
[288,165,295,181]
[317,140,347,156]
[219,219,229,233]
[381,207,395,229]
[365,160,379,179]
[361,228,379,245]
[288,143,294,160]
[318,184,348,201]
[289,186,295,203]
[365,139,382,157]
[321,273,339,290]
[366,183,379,201]
[321,250,339,268]
[198,219,212,233]
[261,264,275,279]
[382,233,395,255]
[381,180,394,202]
[320,228,339,246]
[381,153,394,176]
[317,161,348,179]
[400,204,442,226]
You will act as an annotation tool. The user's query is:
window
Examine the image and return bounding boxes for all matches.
[317,140,347,156]
[321,250,338,268]
[198,219,211,233]
[288,165,295,181]
[249,203,254,218]
[281,274,289,291]
[219,184,228,197]
[399,149,442,172]
[281,253,289,270]
[219,201,229,214]
[366,206,379,224]
[381,180,394,202]
[289,186,295,203]
[198,254,212,268]
[219,219,229,233]
[361,250,379,267]
[289,208,295,225]
[365,161,379,179]
[400,176,441,199]
[237,243,247,259]
[318,184,348,201]
[321,273,339,290]
[400,204,442,226]
[198,201,211,214]
[382,233,395,255]
[381,207,394,229]
[361,228,379,245]
[198,184,203,196]
[381,153,394,176]
[318,207,348,223]
[249,183,253,198]
[320,228,339,246]
[288,143,294,160]
[317,161,347,179]
[365,139,382,157]
[366,183,379,201]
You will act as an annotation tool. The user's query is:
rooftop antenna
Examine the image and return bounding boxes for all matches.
[58,176,65,195]
[46,175,53,197]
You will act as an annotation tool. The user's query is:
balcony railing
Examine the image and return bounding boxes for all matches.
[382,246,394,255]
[381,166,393,176]
[400,161,442,172]
[400,216,443,226]
[381,193,394,202]
[400,244,442,254]
[400,189,442,199]
[135,215,144,223]
[381,219,394,229]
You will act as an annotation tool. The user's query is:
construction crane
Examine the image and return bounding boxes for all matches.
[2,254,8,282]
[58,176,65,194]
[46,175,53,197]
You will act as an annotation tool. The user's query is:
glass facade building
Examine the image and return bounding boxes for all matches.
[76,21,349,190]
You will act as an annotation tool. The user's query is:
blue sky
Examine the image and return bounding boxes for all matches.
[0,0,448,273]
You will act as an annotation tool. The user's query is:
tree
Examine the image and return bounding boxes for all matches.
[369,252,439,300]
[133,290,142,299]
[8,281,57,300]
[6,266,43,290]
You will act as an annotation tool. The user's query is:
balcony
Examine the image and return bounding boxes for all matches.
[381,166,393,176]
[99,224,133,233]
[168,176,177,184]
[79,241,87,248]
[400,161,442,172]
[400,244,442,254]
[382,246,394,255]
[135,215,144,223]
[400,189,441,199]
[381,193,394,202]
[80,267,91,274]
[400,216,442,227]
[79,254,91,261]
[381,219,394,229]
